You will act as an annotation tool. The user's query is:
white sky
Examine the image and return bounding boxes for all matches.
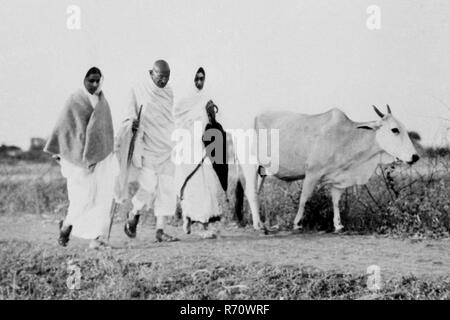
[0,0,449,149]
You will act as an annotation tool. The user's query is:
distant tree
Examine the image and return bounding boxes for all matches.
[0,144,23,158]
[16,137,51,162]
[29,138,46,151]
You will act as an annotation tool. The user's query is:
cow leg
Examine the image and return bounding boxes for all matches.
[330,187,344,232]
[242,164,264,230]
[257,174,266,195]
[293,175,319,230]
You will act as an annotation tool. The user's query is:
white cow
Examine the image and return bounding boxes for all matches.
[234,105,419,232]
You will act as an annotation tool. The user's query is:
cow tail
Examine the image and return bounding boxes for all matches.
[234,176,245,224]
[233,147,245,224]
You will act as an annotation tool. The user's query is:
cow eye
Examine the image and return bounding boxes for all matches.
[391,128,400,134]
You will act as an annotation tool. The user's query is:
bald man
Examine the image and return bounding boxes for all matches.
[115,60,178,242]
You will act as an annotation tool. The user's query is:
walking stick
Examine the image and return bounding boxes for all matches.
[179,154,207,201]
[107,199,119,241]
[107,105,144,241]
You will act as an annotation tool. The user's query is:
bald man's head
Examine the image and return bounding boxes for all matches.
[150,60,171,88]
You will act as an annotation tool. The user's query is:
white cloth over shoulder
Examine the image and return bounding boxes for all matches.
[174,88,221,223]
[127,73,175,166]
[60,85,119,240]
[114,73,176,216]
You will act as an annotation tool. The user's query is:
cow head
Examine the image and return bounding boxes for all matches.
[357,105,419,165]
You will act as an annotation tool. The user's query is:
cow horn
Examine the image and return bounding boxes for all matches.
[372,105,385,118]
[386,104,392,114]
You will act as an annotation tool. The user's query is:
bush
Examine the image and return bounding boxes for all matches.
[18,150,52,163]
[423,147,450,159]
[0,178,67,216]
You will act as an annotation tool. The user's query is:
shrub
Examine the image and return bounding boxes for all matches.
[423,147,450,159]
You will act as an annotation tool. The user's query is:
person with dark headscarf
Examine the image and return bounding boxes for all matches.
[45,67,119,249]
[173,67,227,239]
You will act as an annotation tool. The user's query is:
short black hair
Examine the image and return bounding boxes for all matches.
[196,67,205,77]
[85,67,102,79]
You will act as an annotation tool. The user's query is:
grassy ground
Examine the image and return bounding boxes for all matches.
[1,214,449,300]
[1,158,450,237]
[0,158,449,299]
[1,239,449,300]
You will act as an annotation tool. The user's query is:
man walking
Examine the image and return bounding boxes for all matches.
[116,60,178,242]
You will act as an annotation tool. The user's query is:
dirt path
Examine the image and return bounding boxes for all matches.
[1,214,449,280]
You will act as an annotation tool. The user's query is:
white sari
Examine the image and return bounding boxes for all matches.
[61,86,119,240]
[174,88,221,223]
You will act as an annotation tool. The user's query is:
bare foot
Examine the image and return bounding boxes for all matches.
[199,230,217,239]
[155,229,179,242]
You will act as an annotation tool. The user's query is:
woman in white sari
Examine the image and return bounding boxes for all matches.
[45,67,119,249]
[174,68,223,238]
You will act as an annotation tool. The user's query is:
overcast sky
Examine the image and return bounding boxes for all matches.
[0,0,449,149]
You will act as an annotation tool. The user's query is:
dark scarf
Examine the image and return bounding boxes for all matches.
[202,100,228,192]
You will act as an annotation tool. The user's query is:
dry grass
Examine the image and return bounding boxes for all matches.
[1,240,449,300]
[1,158,449,237]
[0,159,449,299]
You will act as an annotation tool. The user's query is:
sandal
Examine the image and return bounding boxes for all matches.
[124,214,140,238]
[200,230,217,239]
[155,229,179,242]
[89,237,111,250]
[58,220,72,247]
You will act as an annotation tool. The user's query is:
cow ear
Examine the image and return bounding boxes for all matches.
[357,122,381,130]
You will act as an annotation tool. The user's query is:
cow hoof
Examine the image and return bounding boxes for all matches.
[253,222,265,231]
[253,225,269,235]
[266,225,280,233]
[333,226,344,234]
[292,225,304,234]
[256,229,269,236]
[183,217,191,234]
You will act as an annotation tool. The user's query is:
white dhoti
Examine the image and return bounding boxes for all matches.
[117,74,177,221]
[174,89,222,223]
[61,153,119,239]
[131,155,176,217]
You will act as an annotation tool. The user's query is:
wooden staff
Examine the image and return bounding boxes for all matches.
[107,105,143,241]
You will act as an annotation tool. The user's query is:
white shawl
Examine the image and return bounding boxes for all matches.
[114,73,175,202]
